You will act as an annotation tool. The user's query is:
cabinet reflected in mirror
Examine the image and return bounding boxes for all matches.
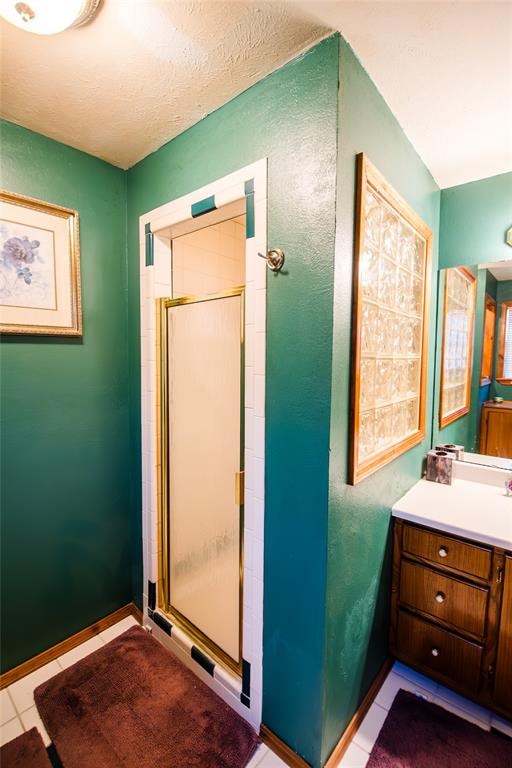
[432,260,512,465]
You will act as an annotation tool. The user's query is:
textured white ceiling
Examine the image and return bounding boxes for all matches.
[482,262,512,281]
[0,1,329,169]
[295,0,512,188]
[1,1,511,187]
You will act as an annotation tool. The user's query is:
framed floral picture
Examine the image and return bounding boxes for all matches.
[0,190,81,336]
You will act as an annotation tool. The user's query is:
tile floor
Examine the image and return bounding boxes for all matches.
[1,620,510,768]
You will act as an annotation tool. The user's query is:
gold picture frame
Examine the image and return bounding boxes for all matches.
[439,267,476,427]
[349,154,432,484]
[0,190,82,336]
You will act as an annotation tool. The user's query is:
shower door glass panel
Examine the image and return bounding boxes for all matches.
[167,292,242,666]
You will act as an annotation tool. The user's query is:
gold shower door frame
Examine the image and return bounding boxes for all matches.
[157,287,245,676]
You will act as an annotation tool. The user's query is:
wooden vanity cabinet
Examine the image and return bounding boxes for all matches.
[493,555,512,712]
[479,400,512,458]
[390,519,511,720]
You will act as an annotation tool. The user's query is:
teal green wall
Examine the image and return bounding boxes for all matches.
[493,280,512,399]
[0,121,132,672]
[434,172,512,446]
[322,39,440,763]
[440,172,512,267]
[127,36,340,766]
[2,33,506,767]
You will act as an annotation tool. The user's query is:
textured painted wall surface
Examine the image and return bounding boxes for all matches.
[322,39,440,763]
[439,172,512,268]
[493,279,512,399]
[127,36,339,765]
[435,171,512,446]
[0,121,132,672]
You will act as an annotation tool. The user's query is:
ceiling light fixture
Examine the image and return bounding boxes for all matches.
[0,0,101,35]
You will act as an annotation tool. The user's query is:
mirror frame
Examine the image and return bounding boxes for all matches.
[438,266,477,428]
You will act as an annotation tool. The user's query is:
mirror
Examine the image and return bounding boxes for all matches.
[432,259,512,467]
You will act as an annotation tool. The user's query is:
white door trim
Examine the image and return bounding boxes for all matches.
[138,159,267,728]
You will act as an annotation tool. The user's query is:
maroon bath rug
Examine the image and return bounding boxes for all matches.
[34,625,259,768]
[366,689,512,768]
[0,727,53,768]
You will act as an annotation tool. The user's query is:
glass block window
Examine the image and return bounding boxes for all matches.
[350,155,432,484]
[439,267,476,428]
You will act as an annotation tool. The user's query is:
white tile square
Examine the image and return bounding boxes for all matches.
[338,741,370,768]
[245,413,255,450]
[258,749,288,768]
[213,664,241,696]
[491,714,512,737]
[245,325,256,368]
[100,616,139,644]
[0,717,23,746]
[375,669,437,710]
[255,289,266,333]
[242,620,253,659]
[244,532,254,572]
[254,261,267,291]
[352,703,388,753]
[392,662,439,692]
[245,449,255,491]
[58,635,105,670]
[253,417,265,459]
[254,374,265,418]
[20,706,51,747]
[243,573,253,610]
[252,541,264,586]
[254,457,264,499]
[253,578,264,620]
[9,661,61,714]
[244,493,255,533]
[245,366,255,409]
[0,689,16,725]
[245,744,269,768]
[433,687,491,730]
[245,287,256,325]
[253,497,265,543]
[254,332,266,375]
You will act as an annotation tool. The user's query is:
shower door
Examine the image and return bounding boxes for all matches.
[159,288,244,674]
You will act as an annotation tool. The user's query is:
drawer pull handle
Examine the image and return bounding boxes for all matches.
[438,547,448,558]
[435,591,446,604]
[431,648,439,657]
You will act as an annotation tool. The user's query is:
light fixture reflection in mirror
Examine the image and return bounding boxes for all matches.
[0,0,101,35]
[433,259,512,467]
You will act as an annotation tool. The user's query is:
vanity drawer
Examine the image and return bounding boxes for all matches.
[396,610,483,693]
[402,524,492,581]
[400,560,488,637]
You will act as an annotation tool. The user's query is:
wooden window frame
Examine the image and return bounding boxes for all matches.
[497,300,512,385]
[439,267,476,429]
[480,293,496,386]
[349,154,432,485]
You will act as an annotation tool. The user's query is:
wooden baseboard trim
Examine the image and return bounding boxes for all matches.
[259,659,391,768]
[260,724,311,768]
[324,657,393,768]
[0,602,142,689]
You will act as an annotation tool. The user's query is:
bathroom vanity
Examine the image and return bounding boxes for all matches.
[480,400,512,458]
[390,469,512,720]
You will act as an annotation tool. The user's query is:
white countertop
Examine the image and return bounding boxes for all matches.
[392,477,512,550]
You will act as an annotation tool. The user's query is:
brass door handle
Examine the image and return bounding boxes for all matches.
[235,471,245,506]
